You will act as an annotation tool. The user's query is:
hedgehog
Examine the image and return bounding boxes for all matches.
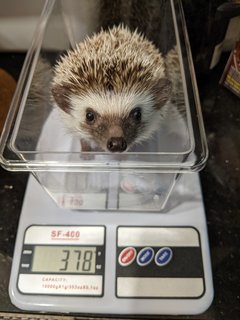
[51,25,174,153]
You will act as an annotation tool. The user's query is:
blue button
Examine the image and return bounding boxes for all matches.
[155,247,173,266]
[137,247,154,266]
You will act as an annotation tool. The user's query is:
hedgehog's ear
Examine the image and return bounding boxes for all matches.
[51,83,72,114]
[152,78,172,109]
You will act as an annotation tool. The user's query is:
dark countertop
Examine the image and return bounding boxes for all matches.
[197,57,240,320]
[0,47,240,320]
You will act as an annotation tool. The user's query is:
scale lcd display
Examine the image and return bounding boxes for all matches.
[31,246,96,273]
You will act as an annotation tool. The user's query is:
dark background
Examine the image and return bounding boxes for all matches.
[0,0,239,319]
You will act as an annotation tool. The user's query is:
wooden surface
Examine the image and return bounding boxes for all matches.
[0,68,16,134]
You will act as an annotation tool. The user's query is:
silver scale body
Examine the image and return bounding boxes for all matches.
[9,172,214,315]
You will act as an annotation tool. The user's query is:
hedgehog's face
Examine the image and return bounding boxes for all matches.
[80,104,143,152]
[52,79,172,152]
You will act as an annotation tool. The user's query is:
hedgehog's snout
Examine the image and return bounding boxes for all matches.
[107,137,127,152]
[106,124,127,152]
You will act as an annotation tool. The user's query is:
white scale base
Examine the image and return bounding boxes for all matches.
[9,173,213,315]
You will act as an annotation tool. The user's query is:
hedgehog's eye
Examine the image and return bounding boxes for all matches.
[86,109,96,123]
[130,107,142,122]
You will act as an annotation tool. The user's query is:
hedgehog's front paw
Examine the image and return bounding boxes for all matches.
[80,139,94,160]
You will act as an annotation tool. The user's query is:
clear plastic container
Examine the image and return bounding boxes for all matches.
[0,0,208,212]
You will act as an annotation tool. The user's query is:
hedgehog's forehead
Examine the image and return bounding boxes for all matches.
[70,90,153,117]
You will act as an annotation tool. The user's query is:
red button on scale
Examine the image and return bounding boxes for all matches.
[118,247,136,266]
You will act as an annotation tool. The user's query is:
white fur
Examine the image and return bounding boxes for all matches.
[71,90,154,116]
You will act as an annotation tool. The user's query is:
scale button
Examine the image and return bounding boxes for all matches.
[118,247,136,266]
[136,247,154,266]
[155,247,173,267]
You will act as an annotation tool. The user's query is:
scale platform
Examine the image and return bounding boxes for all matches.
[9,173,213,315]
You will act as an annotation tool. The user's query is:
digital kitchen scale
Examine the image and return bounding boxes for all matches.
[0,0,214,316]
[8,173,213,315]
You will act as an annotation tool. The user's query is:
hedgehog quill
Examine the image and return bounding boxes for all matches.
[51,25,173,153]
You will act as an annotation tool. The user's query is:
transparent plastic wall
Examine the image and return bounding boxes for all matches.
[0,0,208,212]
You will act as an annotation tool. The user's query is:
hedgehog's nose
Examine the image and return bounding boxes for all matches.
[107,137,127,152]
